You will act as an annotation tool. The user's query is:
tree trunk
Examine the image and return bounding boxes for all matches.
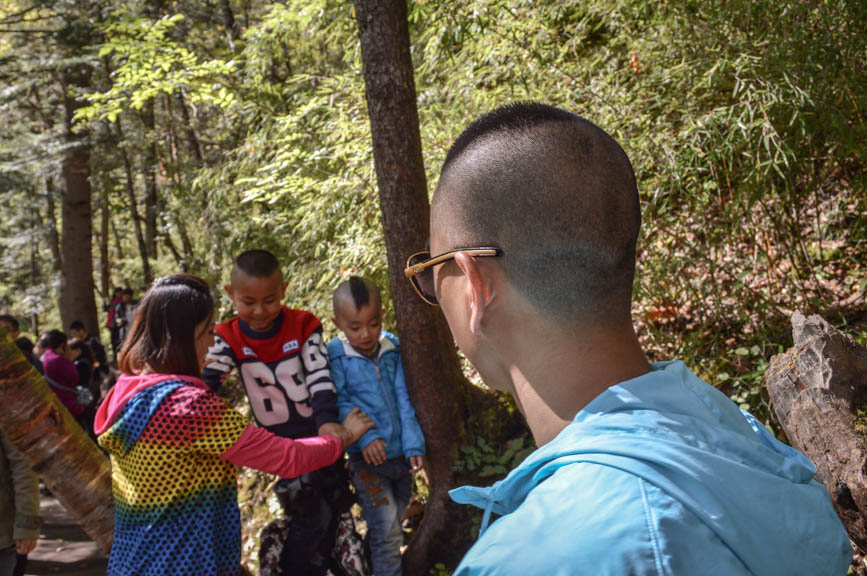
[765,311,867,551]
[58,64,99,336]
[141,100,159,260]
[161,92,196,266]
[0,326,113,551]
[220,0,238,52]
[28,214,41,335]
[44,177,63,276]
[110,216,125,263]
[99,177,111,300]
[175,90,204,164]
[113,118,152,284]
[354,1,489,570]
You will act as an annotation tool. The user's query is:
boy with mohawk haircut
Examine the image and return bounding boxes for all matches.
[328,276,426,576]
[203,249,359,576]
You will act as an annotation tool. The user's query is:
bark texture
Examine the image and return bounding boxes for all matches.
[114,118,152,284]
[353,0,478,570]
[0,327,114,551]
[142,100,159,259]
[59,64,99,335]
[766,311,867,551]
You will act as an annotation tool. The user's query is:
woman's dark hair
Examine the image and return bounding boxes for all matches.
[119,274,214,377]
[38,329,67,351]
[68,338,94,363]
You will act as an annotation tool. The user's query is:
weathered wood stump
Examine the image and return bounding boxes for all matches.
[766,311,867,552]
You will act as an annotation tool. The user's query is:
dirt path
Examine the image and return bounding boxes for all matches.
[22,491,107,576]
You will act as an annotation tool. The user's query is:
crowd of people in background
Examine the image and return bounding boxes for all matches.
[1,286,136,427]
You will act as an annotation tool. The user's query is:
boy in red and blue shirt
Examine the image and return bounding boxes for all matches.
[203,250,353,576]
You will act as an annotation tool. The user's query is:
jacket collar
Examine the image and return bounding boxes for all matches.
[340,334,395,360]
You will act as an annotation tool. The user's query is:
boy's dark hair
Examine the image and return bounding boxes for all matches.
[39,329,67,351]
[119,274,213,377]
[433,102,641,327]
[0,314,19,331]
[233,249,281,279]
[113,287,123,296]
[122,288,133,296]
[332,277,381,314]
[15,336,34,356]
[69,320,86,333]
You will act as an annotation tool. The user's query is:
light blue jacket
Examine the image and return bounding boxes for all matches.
[328,331,425,460]
[450,361,851,575]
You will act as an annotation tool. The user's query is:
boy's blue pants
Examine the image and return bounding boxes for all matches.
[349,456,412,576]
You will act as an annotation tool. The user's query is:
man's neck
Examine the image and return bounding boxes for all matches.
[503,323,651,446]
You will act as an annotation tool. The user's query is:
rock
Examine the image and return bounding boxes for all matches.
[766,311,867,551]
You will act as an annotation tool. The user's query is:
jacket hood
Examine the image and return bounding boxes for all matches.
[94,372,206,436]
[451,361,849,574]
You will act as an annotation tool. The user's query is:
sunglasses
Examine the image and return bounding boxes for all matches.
[404,247,503,306]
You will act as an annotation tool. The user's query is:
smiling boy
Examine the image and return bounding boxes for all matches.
[202,249,350,576]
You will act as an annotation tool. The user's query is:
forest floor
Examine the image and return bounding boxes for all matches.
[21,488,107,576]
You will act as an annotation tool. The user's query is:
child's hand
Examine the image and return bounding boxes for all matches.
[341,407,375,449]
[409,455,424,475]
[318,422,348,444]
[362,438,387,466]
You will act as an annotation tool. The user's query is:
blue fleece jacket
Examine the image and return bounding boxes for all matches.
[450,361,851,575]
[327,331,425,460]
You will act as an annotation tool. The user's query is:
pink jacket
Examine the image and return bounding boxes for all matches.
[95,372,343,478]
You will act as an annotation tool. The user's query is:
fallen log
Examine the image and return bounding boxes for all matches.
[766,311,867,552]
[0,326,114,552]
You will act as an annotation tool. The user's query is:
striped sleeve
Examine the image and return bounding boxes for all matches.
[202,334,236,393]
[300,325,339,429]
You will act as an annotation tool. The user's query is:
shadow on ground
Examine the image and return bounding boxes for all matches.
[23,490,107,576]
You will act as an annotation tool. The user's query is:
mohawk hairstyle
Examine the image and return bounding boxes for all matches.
[233,249,281,279]
[332,276,381,315]
[349,277,370,310]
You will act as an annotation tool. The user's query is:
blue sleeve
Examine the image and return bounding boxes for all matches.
[329,346,379,450]
[330,354,355,421]
[394,356,425,458]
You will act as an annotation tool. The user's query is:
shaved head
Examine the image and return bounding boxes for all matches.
[432,103,641,327]
[231,249,282,284]
[332,276,381,316]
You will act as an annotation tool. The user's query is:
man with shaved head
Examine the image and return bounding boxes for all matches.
[404,103,849,575]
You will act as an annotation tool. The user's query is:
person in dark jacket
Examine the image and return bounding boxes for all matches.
[69,321,108,380]
[14,338,43,375]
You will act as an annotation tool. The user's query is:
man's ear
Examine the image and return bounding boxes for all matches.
[454,251,493,336]
[280,281,289,299]
[223,285,234,299]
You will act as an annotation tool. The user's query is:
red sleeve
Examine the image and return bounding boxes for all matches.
[220,423,343,478]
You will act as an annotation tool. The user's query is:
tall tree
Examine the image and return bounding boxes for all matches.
[141,99,159,259]
[353,1,505,570]
[58,41,99,334]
